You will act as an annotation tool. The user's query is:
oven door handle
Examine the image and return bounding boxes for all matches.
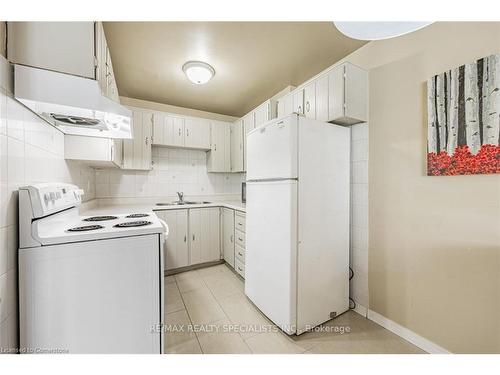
[158,219,169,237]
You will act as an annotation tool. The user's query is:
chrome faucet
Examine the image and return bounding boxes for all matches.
[177,191,184,203]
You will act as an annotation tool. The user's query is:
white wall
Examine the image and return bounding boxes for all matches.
[95,147,245,200]
[0,56,96,351]
[350,123,369,310]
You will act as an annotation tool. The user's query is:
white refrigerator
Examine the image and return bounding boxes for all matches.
[244,113,350,335]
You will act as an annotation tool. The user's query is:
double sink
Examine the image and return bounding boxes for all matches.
[156,201,212,206]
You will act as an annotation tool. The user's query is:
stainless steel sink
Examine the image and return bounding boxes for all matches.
[156,201,211,206]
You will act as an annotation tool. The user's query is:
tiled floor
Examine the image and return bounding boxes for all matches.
[164,264,425,354]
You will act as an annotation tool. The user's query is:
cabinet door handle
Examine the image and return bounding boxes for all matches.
[184,235,187,242]
[214,144,217,151]
[298,105,302,113]
[230,235,233,243]
[192,234,195,241]
[306,101,310,113]
[238,252,243,256]
[238,237,243,241]
[178,128,181,136]
[145,137,149,145]
[187,129,190,137]
[237,223,242,226]
[237,267,243,272]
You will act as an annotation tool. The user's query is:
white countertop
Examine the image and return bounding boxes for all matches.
[81,197,246,216]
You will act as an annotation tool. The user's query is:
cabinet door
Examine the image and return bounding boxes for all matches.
[303,82,316,119]
[292,89,304,114]
[315,74,329,122]
[111,139,123,168]
[222,208,235,267]
[328,64,345,122]
[242,112,255,171]
[344,63,368,123]
[277,99,285,118]
[230,121,244,172]
[254,102,269,128]
[123,109,152,170]
[283,94,293,116]
[163,116,185,147]
[207,121,230,172]
[141,112,153,170]
[152,112,164,145]
[185,117,210,149]
[189,208,221,265]
[157,210,189,270]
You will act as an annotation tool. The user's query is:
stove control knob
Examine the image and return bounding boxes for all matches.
[44,193,50,205]
[49,192,56,202]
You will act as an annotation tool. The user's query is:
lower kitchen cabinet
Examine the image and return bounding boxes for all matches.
[222,208,235,267]
[156,209,189,271]
[157,207,222,271]
[188,208,221,265]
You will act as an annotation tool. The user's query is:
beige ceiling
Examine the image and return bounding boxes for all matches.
[103,22,367,117]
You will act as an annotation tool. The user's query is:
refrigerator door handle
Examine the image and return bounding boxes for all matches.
[246,177,298,183]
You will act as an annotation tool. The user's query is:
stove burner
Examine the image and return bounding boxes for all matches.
[125,213,150,218]
[83,215,118,222]
[67,225,104,232]
[113,221,152,228]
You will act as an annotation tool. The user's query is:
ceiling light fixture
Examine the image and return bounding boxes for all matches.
[334,22,433,41]
[182,61,215,85]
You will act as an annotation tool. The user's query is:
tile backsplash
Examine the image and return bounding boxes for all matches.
[0,83,96,352]
[95,147,246,199]
[350,123,369,313]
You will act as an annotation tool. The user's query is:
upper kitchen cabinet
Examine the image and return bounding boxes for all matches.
[277,93,293,118]
[315,74,329,122]
[242,112,255,171]
[230,120,244,172]
[122,108,153,170]
[207,121,231,173]
[254,100,273,128]
[328,62,367,125]
[292,89,304,115]
[64,135,123,168]
[303,81,316,119]
[7,21,120,103]
[152,113,210,150]
[184,117,211,149]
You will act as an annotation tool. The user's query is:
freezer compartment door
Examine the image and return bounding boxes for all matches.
[244,180,298,334]
[246,114,298,181]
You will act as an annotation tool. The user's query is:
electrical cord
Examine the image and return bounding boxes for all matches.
[349,267,356,309]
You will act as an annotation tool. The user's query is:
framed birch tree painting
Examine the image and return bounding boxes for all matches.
[427,53,500,175]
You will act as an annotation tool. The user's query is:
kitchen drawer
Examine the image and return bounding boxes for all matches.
[235,212,246,233]
[235,229,245,248]
[235,258,245,279]
[235,244,245,263]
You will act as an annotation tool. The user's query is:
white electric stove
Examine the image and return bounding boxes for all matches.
[18,183,168,354]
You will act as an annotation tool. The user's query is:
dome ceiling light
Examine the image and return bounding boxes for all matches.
[334,22,433,41]
[182,61,215,85]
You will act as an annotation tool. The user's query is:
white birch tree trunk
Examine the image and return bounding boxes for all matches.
[436,73,447,152]
[484,54,500,145]
[464,62,480,154]
[427,77,437,153]
[447,68,459,155]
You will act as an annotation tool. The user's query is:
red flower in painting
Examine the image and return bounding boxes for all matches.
[427,144,500,176]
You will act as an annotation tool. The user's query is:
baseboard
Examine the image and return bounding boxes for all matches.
[367,309,451,354]
[352,303,368,318]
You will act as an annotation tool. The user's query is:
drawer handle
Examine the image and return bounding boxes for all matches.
[238,252,243,256]
[238,237,243,241]
[238,267,243,272]
[238,223,242,226]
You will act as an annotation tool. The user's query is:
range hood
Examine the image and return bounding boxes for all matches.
[14,64,132,139]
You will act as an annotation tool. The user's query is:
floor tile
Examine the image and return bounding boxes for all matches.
[175,270,206,293]
[203,273,242,301]
[164,309,196,349]
[165,275,176,285]
[218,293,273,339]
[196,318,251,354]
[182,287,226,325]
[245,331,305,354]
[164,282,185,314]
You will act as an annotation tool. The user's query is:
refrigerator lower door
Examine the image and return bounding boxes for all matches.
[244,179,298,334]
